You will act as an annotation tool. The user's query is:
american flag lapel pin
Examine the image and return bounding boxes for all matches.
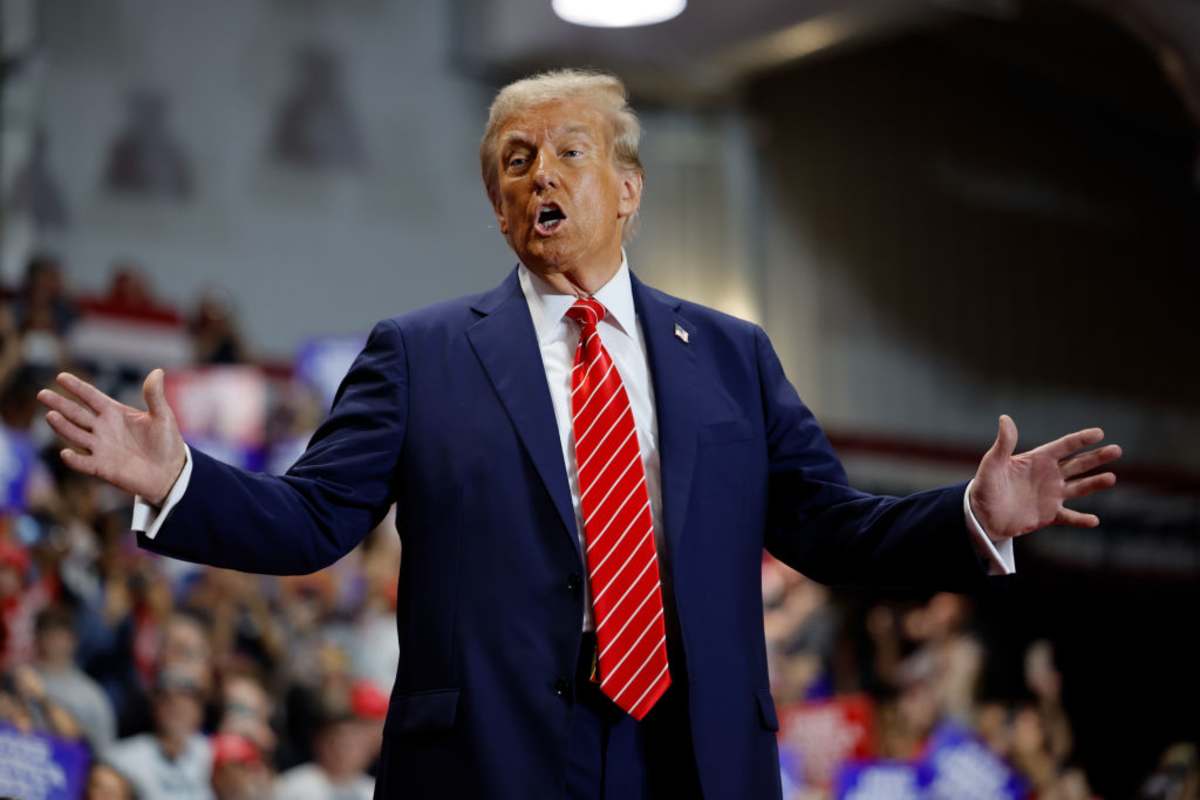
[674,322,689,344]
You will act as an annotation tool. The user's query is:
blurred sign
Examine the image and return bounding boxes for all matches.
[67,314,191,370]
[0,426,35,512]
[827,725,1029,799]
[778,694,876,788]
[166,366,268,470]
[919,724,1028,800]
[0,723,89,800]
[835,761,922,800]
[295,334,365,412]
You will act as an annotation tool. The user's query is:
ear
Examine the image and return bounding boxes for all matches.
[616,170,643,220]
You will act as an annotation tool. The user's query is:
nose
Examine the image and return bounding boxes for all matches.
[532,150,560,191]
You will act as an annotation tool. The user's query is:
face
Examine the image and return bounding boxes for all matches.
[154,688,204,738]
[37,627,76,664]
[491,97,642,279]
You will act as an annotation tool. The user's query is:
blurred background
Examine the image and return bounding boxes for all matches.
[0,0,1197,798]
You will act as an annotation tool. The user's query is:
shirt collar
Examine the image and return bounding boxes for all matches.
[518,253,637,344]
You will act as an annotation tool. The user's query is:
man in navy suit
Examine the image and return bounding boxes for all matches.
[39,70,1120,799]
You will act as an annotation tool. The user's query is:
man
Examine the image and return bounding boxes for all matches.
[37,69,1120,799]
[274,695,378,800]
[32,605,117,752]
[105,666,213,800]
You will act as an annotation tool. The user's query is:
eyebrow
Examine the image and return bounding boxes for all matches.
[500,132,534,150]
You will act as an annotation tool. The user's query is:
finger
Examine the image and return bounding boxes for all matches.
[37,389,97,431]
[46,410,96,451]
[55,372,113,416]
[143,369,164,415]
[60,448,98,478]
[1034,427,1105,460]
[1063,472,1116,500]
[143,368,170,417]
[1055,508,1100,528]
[985,414,1019,462]
[1060,444,1122,478]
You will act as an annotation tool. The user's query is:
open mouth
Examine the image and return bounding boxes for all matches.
[534,203,567,235]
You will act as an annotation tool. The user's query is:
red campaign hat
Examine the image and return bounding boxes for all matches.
[211,733,262,767]
[350,680,389,721]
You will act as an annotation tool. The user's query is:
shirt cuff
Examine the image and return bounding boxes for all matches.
[963,478,1016,576]
[131,445,193,540]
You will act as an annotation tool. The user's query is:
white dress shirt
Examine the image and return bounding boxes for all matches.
[133,257,1014,625]
[518,258,666,629]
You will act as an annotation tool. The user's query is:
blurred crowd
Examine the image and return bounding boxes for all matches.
[763,561,1199,800]
[0,253,396,799]
[0,252,1194,799]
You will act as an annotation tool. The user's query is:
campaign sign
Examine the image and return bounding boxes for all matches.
[165,366,268,446]
[0,426,34,512]
[182,435,266,473]
[835,761,923,800]
[165,366,269,470]
[777,694,876,787]
[919,724,1028,800]
[295,335,366,412]
[0,723,89,800]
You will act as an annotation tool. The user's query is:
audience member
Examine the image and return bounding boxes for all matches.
[32,605,116,751]
[105,666,214,800]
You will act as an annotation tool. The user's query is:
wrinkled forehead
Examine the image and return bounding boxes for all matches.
[496,98,613,149]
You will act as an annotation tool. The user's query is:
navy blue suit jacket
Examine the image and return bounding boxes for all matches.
[138,266,990,799]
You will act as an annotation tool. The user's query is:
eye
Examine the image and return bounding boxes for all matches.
[507,156,527,170]
[563,148,583,159]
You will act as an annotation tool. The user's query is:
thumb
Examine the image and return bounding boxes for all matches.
[985,414,1019,462]
[143,368,169,417]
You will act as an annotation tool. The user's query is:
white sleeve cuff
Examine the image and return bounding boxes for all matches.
[963,478,1016,576]
[131,445,193,540]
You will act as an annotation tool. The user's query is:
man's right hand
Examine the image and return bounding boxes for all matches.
[37,369,187,507]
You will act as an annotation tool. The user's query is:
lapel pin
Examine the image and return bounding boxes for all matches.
[674,323,689,344]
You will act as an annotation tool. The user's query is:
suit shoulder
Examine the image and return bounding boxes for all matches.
[643,283,761,344]
[376,287,494,338]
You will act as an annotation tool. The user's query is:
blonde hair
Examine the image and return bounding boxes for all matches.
[480,69,644,239]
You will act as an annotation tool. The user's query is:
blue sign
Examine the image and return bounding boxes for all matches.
[920,724,1028,800]
[0,723,90,800]
[835,761,923,800]
[0,426,35,512]
[295,335,366,412]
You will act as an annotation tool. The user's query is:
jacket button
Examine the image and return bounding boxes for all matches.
[567,573,581,592]
[554,677,570,698]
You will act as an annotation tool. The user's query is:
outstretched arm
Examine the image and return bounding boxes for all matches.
[37,319,408,575]
[39,368,187,505]
[753,327,1119,592]
[968,414,1120,542]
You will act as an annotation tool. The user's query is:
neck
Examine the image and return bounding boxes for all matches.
[157,731,189,760]
[529,248,623,297]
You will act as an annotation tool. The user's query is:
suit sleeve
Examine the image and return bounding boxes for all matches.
[136,318,408,575]
[753,326,989,592]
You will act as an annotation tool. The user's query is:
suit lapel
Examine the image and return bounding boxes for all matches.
[631,271,702,558]
[467,268,580,555]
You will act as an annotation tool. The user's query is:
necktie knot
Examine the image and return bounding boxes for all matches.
[566,298,606,330]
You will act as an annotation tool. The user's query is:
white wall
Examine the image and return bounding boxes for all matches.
[36,0,509,354]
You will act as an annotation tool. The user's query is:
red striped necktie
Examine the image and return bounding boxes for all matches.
[566,297,671,720]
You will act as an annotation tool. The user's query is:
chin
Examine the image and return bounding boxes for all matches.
[518,240,575,273]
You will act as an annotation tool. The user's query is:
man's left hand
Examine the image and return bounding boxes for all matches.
[970,414,1121,541]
